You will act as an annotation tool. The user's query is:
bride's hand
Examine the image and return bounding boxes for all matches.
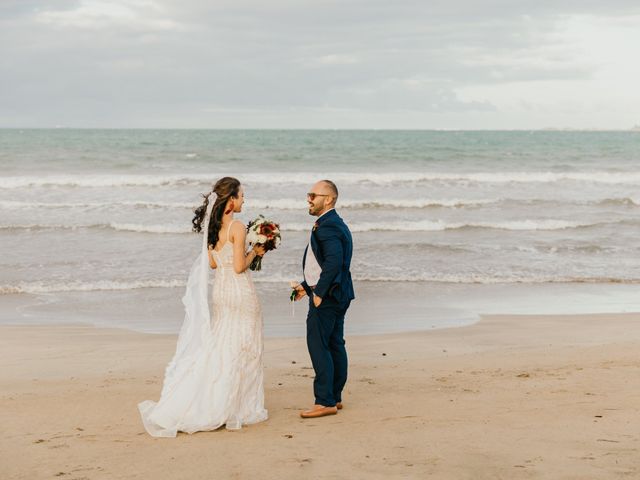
[253,244,266,256]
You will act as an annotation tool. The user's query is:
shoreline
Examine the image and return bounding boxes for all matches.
[3,312,640,479]
[1,280,639,337]
[2,309,640,340]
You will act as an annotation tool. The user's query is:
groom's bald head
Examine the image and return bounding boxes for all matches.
[318,180,338,206]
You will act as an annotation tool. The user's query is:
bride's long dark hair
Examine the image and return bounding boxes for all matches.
[192,177,241,248]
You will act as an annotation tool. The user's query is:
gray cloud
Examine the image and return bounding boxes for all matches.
[1,0,639,127]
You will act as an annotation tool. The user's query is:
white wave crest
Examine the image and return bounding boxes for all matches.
[0,174,211,189]
[0,219,616,233]
[0,279,187,294]
[283,219,604,232]
[0,200,195,210]
[0,222,191,233]
[247,198,497,210]
[2,171,640,189]
[417,172,640,185]
[463,219,598,231]
[352,274,640,284]
[0,198,497,211]
[0,224,82,231]
[3,275,639,294]
[3,196,638,212]
[108,223,190,234]
[597,197,640,207]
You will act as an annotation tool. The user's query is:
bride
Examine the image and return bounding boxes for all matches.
[139,177,269,437]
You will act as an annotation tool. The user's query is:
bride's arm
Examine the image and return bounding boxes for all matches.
[207,245,217,269]
[231,222,264,273]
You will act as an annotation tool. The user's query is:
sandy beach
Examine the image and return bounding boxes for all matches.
[2,312,639,479]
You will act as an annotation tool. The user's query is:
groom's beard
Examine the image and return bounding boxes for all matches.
[308,203,321,216]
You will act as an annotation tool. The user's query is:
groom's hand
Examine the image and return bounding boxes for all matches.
[293,284,306,301]
[313,294,322,307]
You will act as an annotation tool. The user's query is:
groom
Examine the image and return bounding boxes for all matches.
[293,180,355,418]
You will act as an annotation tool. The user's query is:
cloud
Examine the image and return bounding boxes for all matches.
[1,0,639,128]
[309,54,359,66]
[34,0,184,31]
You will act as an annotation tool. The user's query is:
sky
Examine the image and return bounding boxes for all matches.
[1,0,640,129]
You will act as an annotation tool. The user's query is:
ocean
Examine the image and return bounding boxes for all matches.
[1,129,639,335]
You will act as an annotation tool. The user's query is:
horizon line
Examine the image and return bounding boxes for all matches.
[1,127,639,132]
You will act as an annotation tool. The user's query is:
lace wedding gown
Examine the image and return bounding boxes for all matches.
[139,220,268,437]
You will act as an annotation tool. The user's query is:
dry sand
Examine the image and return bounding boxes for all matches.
[2,313,639,479]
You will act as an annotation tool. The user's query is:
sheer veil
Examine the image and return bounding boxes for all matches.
[159,198,214,397]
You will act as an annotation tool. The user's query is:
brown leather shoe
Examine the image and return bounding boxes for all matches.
[300,404,338,418]
[336,402,343,410]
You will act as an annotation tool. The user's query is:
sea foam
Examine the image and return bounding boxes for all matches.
[2,171,640,189]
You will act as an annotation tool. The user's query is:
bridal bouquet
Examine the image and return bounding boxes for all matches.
[246,215,281,271]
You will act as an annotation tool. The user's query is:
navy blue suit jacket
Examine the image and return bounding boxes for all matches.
[301,209,355,305]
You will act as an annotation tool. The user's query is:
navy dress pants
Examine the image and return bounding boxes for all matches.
[306,296,349,406]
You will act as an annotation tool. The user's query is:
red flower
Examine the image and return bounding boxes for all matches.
[260,224,274,235]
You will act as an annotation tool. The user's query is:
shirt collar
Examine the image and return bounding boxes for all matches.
[317,208,335,220]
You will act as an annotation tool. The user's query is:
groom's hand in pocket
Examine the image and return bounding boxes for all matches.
[313,294,322,307]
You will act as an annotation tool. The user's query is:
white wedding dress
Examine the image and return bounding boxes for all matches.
[139,216,268,437]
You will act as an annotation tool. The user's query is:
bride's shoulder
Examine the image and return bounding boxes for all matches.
[229,220,245,239]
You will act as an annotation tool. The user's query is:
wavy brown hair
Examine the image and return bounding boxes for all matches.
[192,177,241,248]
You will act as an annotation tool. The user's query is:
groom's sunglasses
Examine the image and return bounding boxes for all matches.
[307,193,331,201]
